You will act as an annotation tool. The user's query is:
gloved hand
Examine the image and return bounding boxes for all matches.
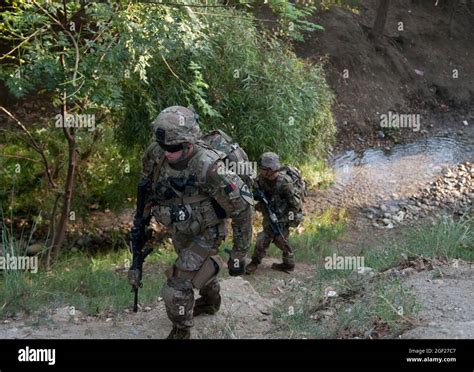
[227,257,245,276]
[128,268,140,288]
[225,248,246,276]
[252,189,264,202]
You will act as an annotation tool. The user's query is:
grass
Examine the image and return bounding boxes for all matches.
[299,157,334,190]
[0,218,175,318]
[266,208,347,263]
[271,216,472,339]
[272,267,420,339]
[1,210,38,317]
[334,278,420,338]
[0,250,168,319]
[362,216,473,271]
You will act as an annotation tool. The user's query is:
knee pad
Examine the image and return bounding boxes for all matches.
[192,255,223,289]
[161,278,195,327]
[161,277,193,305]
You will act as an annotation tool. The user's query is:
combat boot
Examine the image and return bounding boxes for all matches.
[166,326,191,339]
[193,294,221,317]
[271,262,295,273]
[245,259,260,274]
[272,252,294,273]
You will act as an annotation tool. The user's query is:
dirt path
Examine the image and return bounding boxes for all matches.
[400,262,474,339]
[0,277,273,339]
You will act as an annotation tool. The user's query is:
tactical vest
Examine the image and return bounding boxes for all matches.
[150,143,226,235]
[257,171,299,219]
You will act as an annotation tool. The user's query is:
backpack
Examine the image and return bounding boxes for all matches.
[200,129,254,187]
[281,165,306,209]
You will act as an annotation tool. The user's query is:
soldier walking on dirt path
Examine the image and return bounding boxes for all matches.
[129,106,253,339]
[246,152,305,274]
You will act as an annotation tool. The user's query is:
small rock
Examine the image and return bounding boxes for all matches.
[393,211,406,223]
[26,243,44,256]
[388,205,400,213]
[414,69,424,76]
[52,306,82,322]
[347,267,375,288]
[401,267,416,276]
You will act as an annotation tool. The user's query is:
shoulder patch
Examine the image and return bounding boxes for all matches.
[240,183,255,206]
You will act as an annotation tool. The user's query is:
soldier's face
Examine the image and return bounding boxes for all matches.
[165,149,184,162]
[260,168,278,180]
[163,143,193,163]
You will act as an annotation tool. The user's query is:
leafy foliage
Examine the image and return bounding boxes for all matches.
[0,0,334,218]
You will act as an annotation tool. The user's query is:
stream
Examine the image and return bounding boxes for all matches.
[314,135,473,212]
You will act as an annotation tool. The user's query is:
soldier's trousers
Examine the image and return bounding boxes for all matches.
[252,224,294,266]
[161,223,224,331]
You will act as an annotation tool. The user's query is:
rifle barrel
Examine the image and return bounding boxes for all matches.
[133,288,138,312]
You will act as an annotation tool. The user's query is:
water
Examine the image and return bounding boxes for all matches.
[326,136,473,209]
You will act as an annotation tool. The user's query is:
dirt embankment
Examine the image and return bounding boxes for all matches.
[292,0,474,149]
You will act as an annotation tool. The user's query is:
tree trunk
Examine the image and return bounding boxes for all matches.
[371,0,391,45]
[45,192,61,270]
[50,128,76,261]
[49,2,77,263]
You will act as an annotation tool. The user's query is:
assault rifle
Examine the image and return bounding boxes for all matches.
[253,188,287,242]
[129,178,153,312]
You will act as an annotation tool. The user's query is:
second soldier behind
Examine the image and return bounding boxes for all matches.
[246,152,305,274]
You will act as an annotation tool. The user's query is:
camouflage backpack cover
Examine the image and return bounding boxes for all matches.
[280,165,306,210]
[200,129,254,187]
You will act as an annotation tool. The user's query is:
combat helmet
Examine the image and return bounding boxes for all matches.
[151,106,200,146]
[259,152,281,172]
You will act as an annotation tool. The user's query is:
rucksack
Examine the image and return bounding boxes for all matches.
[281,165,306,209]
[200,129,254,186]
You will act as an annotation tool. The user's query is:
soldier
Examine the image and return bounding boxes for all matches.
[129,106,253,339]
[246,152,304,274]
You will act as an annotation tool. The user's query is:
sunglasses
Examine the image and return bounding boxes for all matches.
[158,142,183,153]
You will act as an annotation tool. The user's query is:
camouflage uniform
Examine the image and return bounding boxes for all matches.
[137,106,253,338]
[247,152,303,273]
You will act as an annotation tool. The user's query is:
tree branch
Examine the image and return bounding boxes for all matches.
[0,106,58,188]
